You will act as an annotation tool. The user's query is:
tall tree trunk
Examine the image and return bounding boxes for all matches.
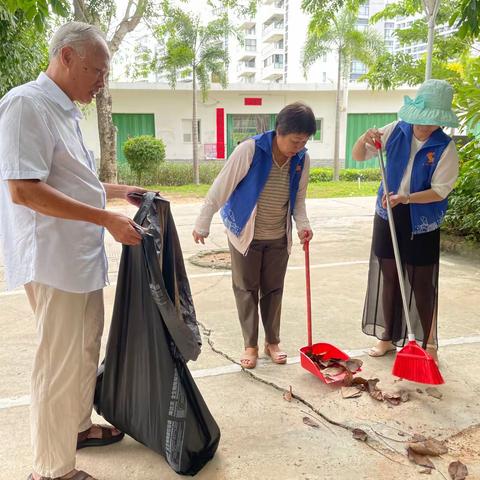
[96,85,118,183]
[333,48,342,182]
[192,66,200,185]
[340,65,349,173]
[74,0,147,185]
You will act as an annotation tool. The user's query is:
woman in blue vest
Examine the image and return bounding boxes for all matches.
[352,79,460,365]
[193,103,316,369]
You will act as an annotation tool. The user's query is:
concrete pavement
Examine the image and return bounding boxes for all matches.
[1,197,480,479]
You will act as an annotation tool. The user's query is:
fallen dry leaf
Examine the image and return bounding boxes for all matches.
[419,468,432,474]
[352,428,368,442]
[407,447,435,469]
[341,369,354,387]
[364,378,384,401]
[448,460,468,480]
[411,433,427,443]
[408,438,448,457]
[283,385,293,402]
[400,391,410,402]
[341,386,363,399]
[322,366,345,377]
[366,378,380,392]
[351,376,369,387]
[302,416,319,429]
[344,358,363,372]
[383,392,402,406]
[426,387,443,399]
[369,389,384,401]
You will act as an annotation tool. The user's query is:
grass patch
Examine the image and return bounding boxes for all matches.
[307,181,378,198]
[147,181,379,199]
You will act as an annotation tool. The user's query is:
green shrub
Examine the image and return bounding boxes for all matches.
[444,139,480,241]
[340,168,381,181]
[309,167,381,183]
[123,135,166,184]
[309,167,333,182]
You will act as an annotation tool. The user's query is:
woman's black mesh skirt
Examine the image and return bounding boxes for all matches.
[362,204,439,348]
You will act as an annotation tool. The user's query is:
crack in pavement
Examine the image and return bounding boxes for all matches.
[196,319,418,470]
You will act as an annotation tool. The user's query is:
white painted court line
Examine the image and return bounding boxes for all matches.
[0,260,370,297]
[0,394,30,410]
[1,335,479,411]
[0,257,459,298]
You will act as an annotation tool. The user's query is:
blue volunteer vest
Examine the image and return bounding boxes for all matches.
[376,121,451,234]
[221,130,306,236]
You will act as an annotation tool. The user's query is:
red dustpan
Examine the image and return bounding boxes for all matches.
[299,241,359,383]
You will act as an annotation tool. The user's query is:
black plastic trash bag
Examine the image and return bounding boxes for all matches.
[95,192,220,476]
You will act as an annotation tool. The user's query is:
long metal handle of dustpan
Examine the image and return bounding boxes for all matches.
[374,140,416,342]
[304,240,313,348]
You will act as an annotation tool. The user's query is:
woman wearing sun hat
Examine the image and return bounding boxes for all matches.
[352,79,460,365]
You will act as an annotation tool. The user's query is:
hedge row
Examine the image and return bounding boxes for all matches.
[118,162,382,186]
[309,167,381,182]
[118,161,224,186]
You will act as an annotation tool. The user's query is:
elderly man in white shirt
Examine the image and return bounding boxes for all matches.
[0,22,145,480]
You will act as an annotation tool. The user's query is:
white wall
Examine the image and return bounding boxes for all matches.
[80,84,414,165]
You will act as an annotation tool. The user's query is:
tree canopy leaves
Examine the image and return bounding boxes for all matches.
[1,0,69,31]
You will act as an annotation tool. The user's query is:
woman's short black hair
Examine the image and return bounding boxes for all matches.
[275,102,316,137]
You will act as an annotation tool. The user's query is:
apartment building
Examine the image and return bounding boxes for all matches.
[229,0,392,85]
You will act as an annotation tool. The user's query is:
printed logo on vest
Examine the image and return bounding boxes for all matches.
[295,165,302,172]
[426,151,435,165]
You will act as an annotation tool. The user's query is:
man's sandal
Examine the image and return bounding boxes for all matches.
[240,347,258,369]
[27,471,96,480]
[77,424,125,450]
[264,343,287,364]
[368,342,396,357]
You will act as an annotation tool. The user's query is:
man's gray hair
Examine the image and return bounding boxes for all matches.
[49,22,107,59]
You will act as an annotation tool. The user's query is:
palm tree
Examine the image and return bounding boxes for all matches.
[155,5,231,184]
[302,7,385,180]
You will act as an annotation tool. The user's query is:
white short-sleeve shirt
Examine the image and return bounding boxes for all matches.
[0,73,108,292]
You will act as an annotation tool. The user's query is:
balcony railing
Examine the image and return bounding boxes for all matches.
[262,21,284,41]
[262,42,284,57]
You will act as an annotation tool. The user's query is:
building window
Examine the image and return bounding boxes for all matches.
[245,26,256,35]
[182,119,201,143]
[322,72,327,83]
[264,54,284,68]
[350,60,367,80]
[245,39,256,51]
[356,18,368,31]
[358,2,369,16]
[311,119,323,141]
[351,60,366,74]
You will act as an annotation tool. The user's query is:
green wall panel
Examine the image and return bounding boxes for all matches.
[112,113,155,163]
[226,114,276,157]
[345,113,397,169]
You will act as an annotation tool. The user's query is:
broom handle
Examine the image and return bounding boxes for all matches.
[304,240,313,348]
[374,140,416,341]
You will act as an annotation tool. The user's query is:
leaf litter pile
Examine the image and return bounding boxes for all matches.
[305,351,410,405]
[305,351,363,382]
[300,353,469,478]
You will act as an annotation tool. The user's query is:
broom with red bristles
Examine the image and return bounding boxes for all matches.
[374,139,444,385]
